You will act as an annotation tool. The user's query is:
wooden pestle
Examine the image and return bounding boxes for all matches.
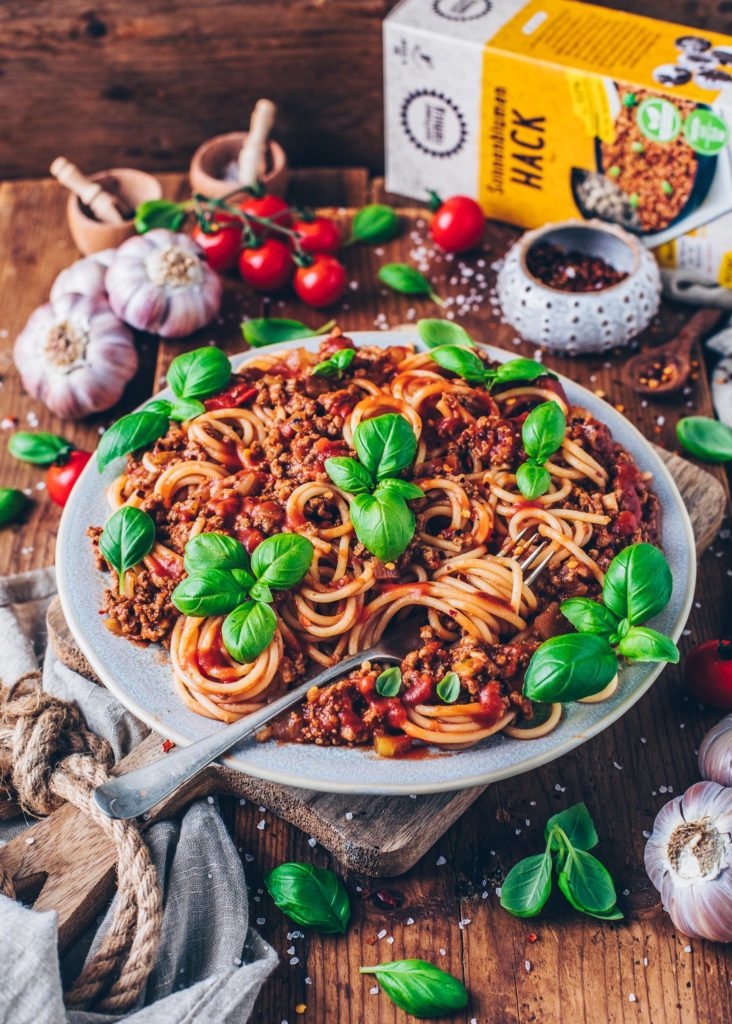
[237,99,277,187]
[50,157,127,225]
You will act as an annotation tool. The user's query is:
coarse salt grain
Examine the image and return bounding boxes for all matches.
[377,929,387,939]
[629,993,637,1002]
[257,820,266,830]
[525,960,532,973]
[370,986,379,995]
[407,917,415,925]
[436,855,447,866]
[308,837,317,847]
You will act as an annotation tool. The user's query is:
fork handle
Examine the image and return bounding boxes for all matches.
[93,649,399,820]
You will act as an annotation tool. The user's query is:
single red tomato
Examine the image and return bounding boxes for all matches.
[685,639,732,709]
[46,449,92,507]
[192,221,241,272]
[240,194,292,237]
[292,216,341,255]
[238,238,293,291]
[430,194,485,253]
[293,254,347,308]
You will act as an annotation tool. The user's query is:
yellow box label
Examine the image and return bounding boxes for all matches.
[654,240,677,269]
[719,252,732,288]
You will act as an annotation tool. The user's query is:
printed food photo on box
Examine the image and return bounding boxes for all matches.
[384,0,732,248]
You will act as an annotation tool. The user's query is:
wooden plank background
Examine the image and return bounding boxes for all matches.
[1,0,732,178]
[0,167,731,1022]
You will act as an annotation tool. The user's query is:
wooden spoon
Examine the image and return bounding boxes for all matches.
[622,307,726,397]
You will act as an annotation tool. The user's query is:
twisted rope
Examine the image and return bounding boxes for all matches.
[0,674,163,1013]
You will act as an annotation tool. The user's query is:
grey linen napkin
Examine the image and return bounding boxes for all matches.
[0,568,277,1024]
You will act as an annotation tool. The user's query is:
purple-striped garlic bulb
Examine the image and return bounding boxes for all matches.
[50,248,116,302]
[14,293,137,420]
[106,229,221,338]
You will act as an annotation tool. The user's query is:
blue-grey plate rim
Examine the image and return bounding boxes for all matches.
[56,330,696,795]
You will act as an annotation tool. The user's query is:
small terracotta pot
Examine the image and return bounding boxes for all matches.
[189,132,288,199]
[66,168,162,255]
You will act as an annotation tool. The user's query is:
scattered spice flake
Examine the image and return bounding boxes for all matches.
[527,932,538,943]
[161,738,175,753]
[295,1005,307,1015]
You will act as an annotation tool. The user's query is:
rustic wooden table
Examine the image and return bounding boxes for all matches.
[1,169,730,1023]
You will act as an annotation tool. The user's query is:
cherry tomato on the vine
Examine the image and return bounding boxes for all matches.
[238,238,293,292]
[192,221,241,272]
[430,194,485,253]
[292,216,341,255]
[239,194,292,237]
[294,254,347,308]
[685,638,732,709]
[46,449,92,507]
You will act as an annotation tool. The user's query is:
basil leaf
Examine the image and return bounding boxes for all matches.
[353,414,417,480]
[376,666,402,697]
[8,431,71,465]
[135,198,187,234]
[0,488,27,527]
[325,457,374,495]
[559,848,617,914]
[171,568,254,616]
[99,506,156,592]
[350,491,414,563]
[522,401,566,463]
[577,903,624,921]
[242,317,334,348]
[546,803,598,851]
[265,862,350,934]
[436,671,460,704]
[602,543,672,625]
[312,348,355,378]
[184,532,250,574]
[428,345,486,383]
[676,416,732,463]
[524,634,618,702]
[349,204,400,245]
[251,533,314,589]
[500,852,552,918]
[167,346,231,400]
[144,398,173,416]
[378,263,442,304]
[560,598,618,638]
[417,319,475,349]
[168,398,206,421]
[617,626,679,664]
[249,579,273,603]
[97,411,170,471]
[222,600,277,663]
[516,462,551,500]
[360,960,468,1018]
[374,478,424,501]
[494,357,554,387]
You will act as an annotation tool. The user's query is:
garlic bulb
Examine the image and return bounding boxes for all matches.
[50,249,115,302]
[699,715,732,787]
[106,229,221,338]
[14,293,138,420]
[644,781,732,942]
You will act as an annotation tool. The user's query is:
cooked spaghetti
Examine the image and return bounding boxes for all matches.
[88,330,660,755]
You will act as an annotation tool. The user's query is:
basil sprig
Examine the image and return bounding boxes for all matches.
[0,488,27,527]
[172,531,314,664]
[428,344,552,395]
[347,203,400,245]
[312,347,355,378]
[241,317,335,348]
[417,319,475,349]
[99,505,156,595]
[676,416,732,463]
[515,400,566,500]
[378,263,444,306]
[524,542,678,703]
[265,862,350,934]
[375,666,402,697]
[325,414,422,563]
[97,346,232,471]
[8,431,72,465]
[135,198,187,233]
[360,960,468,1018]
[501,803,622,921]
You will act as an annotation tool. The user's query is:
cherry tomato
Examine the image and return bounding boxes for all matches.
[292,216,341,255]
[46,449,92,507]
[293,254,347,308]
[192,221,241,272]
[430,195,485,253]
[239,194,292,237]
[685,639,732,709]
[238,238,293,292]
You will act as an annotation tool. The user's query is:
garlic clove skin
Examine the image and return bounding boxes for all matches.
[50,249,116,302]
[14,292,138,420]
[645,780,732,942]
[699,714,732,787]
[106,229,222,338]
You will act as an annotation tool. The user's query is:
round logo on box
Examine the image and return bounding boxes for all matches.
[400,89,467,158]
[433,0,492,20]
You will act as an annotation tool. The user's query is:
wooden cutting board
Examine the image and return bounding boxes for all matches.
[1,446,722,952]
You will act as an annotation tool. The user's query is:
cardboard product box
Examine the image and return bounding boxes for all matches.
[384,0,732,246]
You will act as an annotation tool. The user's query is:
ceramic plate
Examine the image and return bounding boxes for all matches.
[56,332,696,794]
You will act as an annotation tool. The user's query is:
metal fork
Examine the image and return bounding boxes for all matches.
[93,533,555,821]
